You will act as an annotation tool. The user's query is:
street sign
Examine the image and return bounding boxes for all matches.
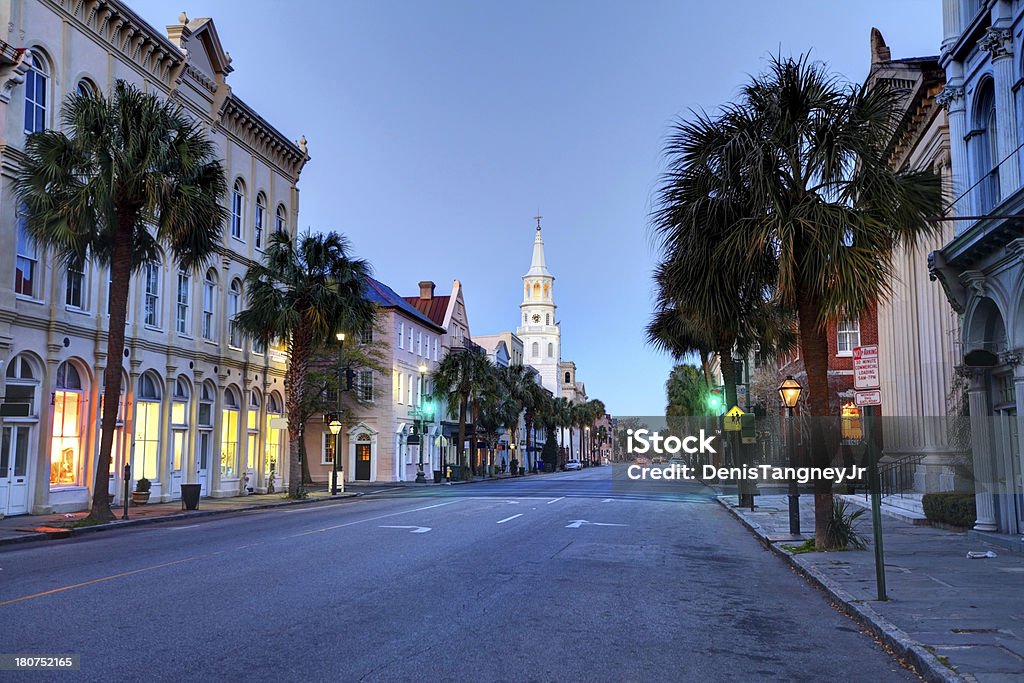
[434,435,449,447]
[724,406,744,431]
[855,390,881,407]
[737,384,749,411]
[853,345,880,390]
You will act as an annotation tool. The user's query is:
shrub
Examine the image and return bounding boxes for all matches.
[825,498,867,550]
[922,493,976,528]
[134,477,151,493]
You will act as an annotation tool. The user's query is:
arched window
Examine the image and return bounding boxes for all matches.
[246,390,262,475]
[143,261,161,328]
[75,78,97,98]
[221,387,241,478]
[275,204,286,235]
[196,381,215,485]
[15,205,37,298]
[202,269,217,341]
[972,80,999,213]
[134,372,162,480]
[532,283,540,298]
[231,179,245,239]
[170,378,190,476]
[532,342,539,357]
[544,283,550,299]
[255,193,267,249]
[547,342,553,358]
[565,371,571,384]
[266,393,283,480]
[4,355,38,512]
[51,362,84,487]
[65,261,86,310]
[24,50,48,134]
[228,279,242,348]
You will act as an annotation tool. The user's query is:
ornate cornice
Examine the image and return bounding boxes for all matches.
[928,250,967,314]
[979,26,1013,60]
[221,96,309,178]
[959,269,988,297]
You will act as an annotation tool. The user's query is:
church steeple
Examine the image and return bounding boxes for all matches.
[527,213,552,277]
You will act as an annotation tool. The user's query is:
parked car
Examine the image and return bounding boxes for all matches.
[565,460,581,471]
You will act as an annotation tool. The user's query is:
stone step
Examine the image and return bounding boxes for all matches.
[839,494,928,525]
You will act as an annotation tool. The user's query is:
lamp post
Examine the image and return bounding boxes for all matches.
[509,441,516,476]
[331,331,345,495]
[415,362,428,483]
[778,376,802,536]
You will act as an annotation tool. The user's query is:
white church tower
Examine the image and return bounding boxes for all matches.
[517,215,560,393]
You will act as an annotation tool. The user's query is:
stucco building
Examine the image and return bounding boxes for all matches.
[0,1,306,515]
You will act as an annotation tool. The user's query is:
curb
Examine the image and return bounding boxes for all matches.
[716,498,963,683]
[0,492,360,549]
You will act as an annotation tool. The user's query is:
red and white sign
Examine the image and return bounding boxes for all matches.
[855,389,881,407]
[853,345,879,390]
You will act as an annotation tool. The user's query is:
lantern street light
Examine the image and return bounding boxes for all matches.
[331,331,345,495]
[778,376,803,535]
[415,362,429,483]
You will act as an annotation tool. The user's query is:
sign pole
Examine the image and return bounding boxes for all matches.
[854,344,887,601]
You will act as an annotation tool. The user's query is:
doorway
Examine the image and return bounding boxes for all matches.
[0,426,30,516]
[355,443,371,480]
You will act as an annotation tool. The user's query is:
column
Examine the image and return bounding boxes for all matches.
[187,370,203,484]
[937,80,968,229]
[967,369,998,530]
[941,0,961,52]
[979,27,1020,196]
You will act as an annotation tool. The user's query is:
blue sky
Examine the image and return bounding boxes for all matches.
[131,0,942,415]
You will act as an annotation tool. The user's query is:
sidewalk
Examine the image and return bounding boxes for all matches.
[719,494,1024,682]
[0,488,357,547]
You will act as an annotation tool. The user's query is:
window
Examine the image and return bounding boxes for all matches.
[322,432,336,465]
[398,322,405,349]
[417,330,422,355]
[359,370,374,402]
[254,193,266,249]
[547,342,553,358]
[565,371,571,384]
[24,50,48,134]
[836,320,861,356]
[144,262,160,328]
[197,382,214,475]
[546,314,550,325]
[361,327,373,345]
[176,268,190,335]
[265,393,283,478]
[15,207,37,297]
[532,342,539,357]
[134,373,162,481]
[246,391,261,472]
[228,279,242,348]
[221,388,240,477]
[202,270,216,341]
[433,338,438,361]
[51,362,83,487]
[275,204,286,234]
[397,372,404,404]
[65,264,85,310]
[231,180,245,239]
[253,337,265,355]
[76,78,97,98]
[171,378,190,474]
[407,373,413,405]
[971,81,1000,214]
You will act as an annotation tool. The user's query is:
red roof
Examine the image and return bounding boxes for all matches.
[403,295,450,327]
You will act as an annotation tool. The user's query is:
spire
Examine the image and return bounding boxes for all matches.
[527,214,552,277]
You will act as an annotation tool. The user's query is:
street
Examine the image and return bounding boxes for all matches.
[0,468,916,682]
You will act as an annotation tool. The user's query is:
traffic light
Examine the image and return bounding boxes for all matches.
[707,387,723,414]
[423,397,434,417]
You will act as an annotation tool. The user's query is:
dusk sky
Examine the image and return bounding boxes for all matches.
[131,0,942,416]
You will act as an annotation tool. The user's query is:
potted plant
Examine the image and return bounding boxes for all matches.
[131,477,151,505]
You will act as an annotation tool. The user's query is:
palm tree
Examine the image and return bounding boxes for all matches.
[520,376,547,471]
[15,81,228,522]
[655,55,943,547]
[235,230,376,498]
[432,346,493,477]
[587,399,606,464]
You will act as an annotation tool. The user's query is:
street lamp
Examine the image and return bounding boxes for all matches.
[778,375,802,536]
[415,362,428,483]
[510,441,516,476]
[331,331,345,495]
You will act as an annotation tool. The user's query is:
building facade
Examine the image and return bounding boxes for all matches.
[931,0,1024,534]
[517,219,561,394]
[0,2,306,515]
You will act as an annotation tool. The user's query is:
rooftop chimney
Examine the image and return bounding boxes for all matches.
[419,281,435,300]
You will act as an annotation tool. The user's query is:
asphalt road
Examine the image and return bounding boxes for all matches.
[0,468,917,682]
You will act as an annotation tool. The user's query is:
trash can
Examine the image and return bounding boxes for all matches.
[180,483,202,511]
[519,466,525,476]
[433,470,442,483]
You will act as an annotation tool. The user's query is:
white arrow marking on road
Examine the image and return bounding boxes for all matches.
[601,499,614,503]
[504,500,520,505]
[546,497,564,504]
[496,514,523,524]
[565,520,628,529]
[379,525,431,534]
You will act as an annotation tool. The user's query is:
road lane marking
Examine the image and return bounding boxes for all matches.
[546,497,564,504]
[379,525,431,534]
[0,557,198,607]
[601,499,614,503]
[496,514,523,524]
[167,524,201,529]
[565,520,628,529]
[288,500,461,537]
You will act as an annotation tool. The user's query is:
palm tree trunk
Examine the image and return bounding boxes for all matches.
[285,329,311,497]
[89,226,134,522]
[796,286,834,549]
[524,412,533,471]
